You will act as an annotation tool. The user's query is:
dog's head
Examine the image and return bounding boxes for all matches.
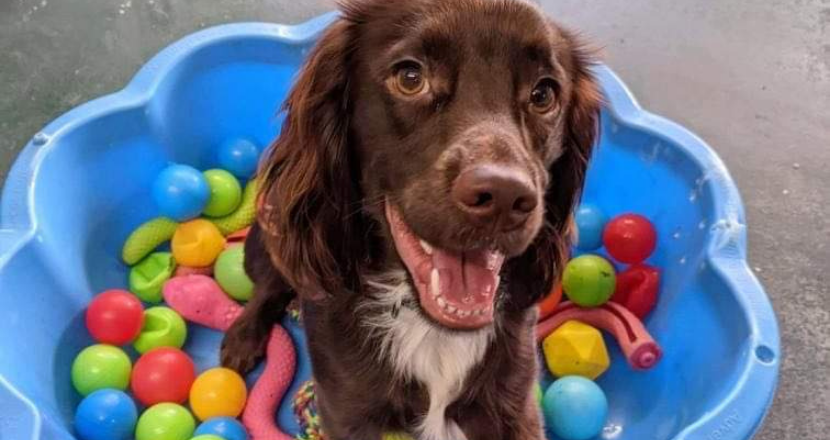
[259,0,601,329]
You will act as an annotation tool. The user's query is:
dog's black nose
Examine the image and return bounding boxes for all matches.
[452,165,537,230]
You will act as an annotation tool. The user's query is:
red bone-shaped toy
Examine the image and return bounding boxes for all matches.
[537,301,662,370]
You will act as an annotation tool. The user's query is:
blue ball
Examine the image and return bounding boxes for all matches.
[574,204,608,251]
[152,164,210,221]
[542,376,608,440]
[74,389,137,440]
[218,138,262,179]
[195,416,249,440]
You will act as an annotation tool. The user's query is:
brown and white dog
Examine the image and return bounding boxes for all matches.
[221,0,601,438]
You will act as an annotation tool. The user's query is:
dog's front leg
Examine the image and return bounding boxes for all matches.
[456,399,546,440]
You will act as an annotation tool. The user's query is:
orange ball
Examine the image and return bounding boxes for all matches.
[538,283,563,320]
[189,368,247,421]
[171,220,225,267]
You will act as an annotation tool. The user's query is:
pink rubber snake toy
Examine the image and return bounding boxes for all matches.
[164,275,297,440]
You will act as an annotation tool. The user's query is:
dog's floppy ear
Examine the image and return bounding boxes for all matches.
[506,31,602,311]
[257,19,367,300]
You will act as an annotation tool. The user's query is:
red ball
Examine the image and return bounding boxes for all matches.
[130,348,195,406]
[603,214,657,264]
[85,289,145,345]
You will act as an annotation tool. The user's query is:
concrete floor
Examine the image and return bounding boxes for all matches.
[1,0,828,439]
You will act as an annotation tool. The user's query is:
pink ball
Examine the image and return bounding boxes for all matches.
[603,214,657,264]
[86,290,144,345]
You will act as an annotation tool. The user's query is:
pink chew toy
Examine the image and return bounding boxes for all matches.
[537,301,662,370]
[163,274,298,440]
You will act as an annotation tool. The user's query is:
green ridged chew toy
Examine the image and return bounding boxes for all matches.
[122,218,179,265]
[208,179,258,236]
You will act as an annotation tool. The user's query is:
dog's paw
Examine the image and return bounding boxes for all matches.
[220,324,267,375]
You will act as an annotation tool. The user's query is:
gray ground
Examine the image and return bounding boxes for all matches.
[0,0,828,439]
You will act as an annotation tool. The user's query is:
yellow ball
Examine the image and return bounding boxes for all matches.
[171,220,226,267]
[189,368,247,421]
[542,320,610,380]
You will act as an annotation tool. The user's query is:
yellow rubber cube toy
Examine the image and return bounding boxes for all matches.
[542,320,610,380]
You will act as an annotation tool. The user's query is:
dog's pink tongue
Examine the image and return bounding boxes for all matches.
[432,248,502,306]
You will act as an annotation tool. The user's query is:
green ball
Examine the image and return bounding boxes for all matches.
[129,252,177,303]
[562,255,616,307]
[71,345,132,396]
[203,169,243,218]
[133,306,188,354]
[214,245,254,301]
[136,403,195,440]
[191,436,226,440]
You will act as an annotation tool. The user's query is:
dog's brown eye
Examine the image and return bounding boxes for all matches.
[530,79,558,113]
[395,63,426,95]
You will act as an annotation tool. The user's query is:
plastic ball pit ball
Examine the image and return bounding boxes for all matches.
[172,219,227,267]
[191,435,226,440]
[218,138,261,179]
[203,169,243,217]
[562,255,617,307]
[603,213,657,264]
[542,320,610,380]
[190,367,248,421]
[152,164,211,221]
[574,204,608,251]
[133,306,188,354]
[195,417,249,440]
[85,290,144,345]
[135,403,196,440]
[71,345,132,396]
[215,245,254,301]
[612,264,661,319]
[131,348,196,406]
[74,389,138,440]
[543,376,609,440]
[129,252,177,303]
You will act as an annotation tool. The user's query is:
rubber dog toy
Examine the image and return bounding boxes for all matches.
[562,255,616,307]
[171,219,226,267]
[611,264,660,319]
[542,320,610,380]
[209,179,258,235]
[122,217,178,265]
[537,302,662,370]
[129,252,177,303]
[537,283,563,321]
[162,275,295,440]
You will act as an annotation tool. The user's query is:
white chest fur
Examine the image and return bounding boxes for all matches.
[362,273,494,440]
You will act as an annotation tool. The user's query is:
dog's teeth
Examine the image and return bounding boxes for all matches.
[419,239,433,255]
[446,305,457,313]
[474,309,484,316]
[437,296,447,309]
[458,310,470,318]
[430,269,440,297]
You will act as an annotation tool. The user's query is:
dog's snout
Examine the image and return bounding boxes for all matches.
[452,165,537,230]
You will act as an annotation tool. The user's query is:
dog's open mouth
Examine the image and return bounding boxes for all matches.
[385,201,504,329]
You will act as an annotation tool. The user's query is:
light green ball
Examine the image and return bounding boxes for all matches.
[133,306,188,354]
[136,403,195,440]
[129,252,177,303]
[71,345,132,396]
[203,169,243,218]
[214,245,254,301]
[562,255,617,307]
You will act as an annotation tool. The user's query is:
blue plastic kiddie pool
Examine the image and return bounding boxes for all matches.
[0,12,779,440]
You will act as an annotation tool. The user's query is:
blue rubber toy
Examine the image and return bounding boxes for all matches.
[542,376,608,440]
[218,138,262,179]
[195,416,249,440]
[152,164,210,221]
[574,203,608,251]
[74,389,138,440]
